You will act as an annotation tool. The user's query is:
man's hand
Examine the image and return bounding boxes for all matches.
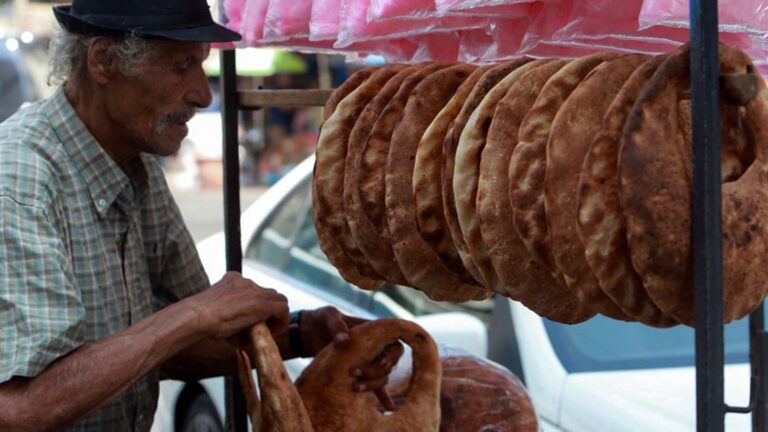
[297,307,404,410]
[184,272,290,340]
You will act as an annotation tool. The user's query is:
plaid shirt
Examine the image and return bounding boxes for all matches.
[0,88,210,431]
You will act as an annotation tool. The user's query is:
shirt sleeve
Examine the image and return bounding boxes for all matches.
[0,194,85,383]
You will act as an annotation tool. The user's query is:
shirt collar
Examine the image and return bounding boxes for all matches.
[45,87,149,217]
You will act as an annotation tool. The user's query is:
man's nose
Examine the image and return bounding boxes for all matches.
[185,65,213,109]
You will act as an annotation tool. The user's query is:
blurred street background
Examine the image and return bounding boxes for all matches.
[0,0,369,241]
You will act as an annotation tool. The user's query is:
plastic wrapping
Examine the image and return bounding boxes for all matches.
[368,0,436,21]
[224,0,269,45]
[224,0,768,68]
[436,0,541,16]
[262,0,313,42]
[386,345,539,431]
[409,32,462,62]
[639,0,768,34]
[335,0,487,47]
[477,17,533,62]
[368,0,541,21]
[310,0,342,40]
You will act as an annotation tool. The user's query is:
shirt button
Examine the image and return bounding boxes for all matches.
[98,198,107,208]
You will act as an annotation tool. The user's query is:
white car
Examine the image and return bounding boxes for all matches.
[153,155,755,432]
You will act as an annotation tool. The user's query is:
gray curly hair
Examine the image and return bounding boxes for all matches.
[47,28,156,86]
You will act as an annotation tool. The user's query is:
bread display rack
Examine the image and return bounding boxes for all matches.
[215,0,768,430]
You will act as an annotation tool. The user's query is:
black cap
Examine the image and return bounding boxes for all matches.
[53,0,242,42]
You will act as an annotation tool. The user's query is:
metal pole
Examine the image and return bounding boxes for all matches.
[689,0,725,431]
[751,307,768,431]
[220,48,248,432]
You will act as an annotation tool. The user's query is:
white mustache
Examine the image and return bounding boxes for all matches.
[155,108,195,135]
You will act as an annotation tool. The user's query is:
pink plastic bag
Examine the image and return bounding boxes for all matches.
[310,0,342,40]
[518,0,571,52]
[477,18,532,62]
[369,0,435,20]
[246,36,421,61]
[549,0,766,58]
[435,0,539,15]
[555,0,641,39]
[457,26,495,62]
[639,0,768,34]
[223,0,245,33]
[445,1,543,17]
[238,0,270,46]
[368,0,541,21]
[409,32,462,62]
[262,0,313,42]
[336,0,488,47]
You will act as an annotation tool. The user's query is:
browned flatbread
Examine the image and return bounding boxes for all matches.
[322,67,376,121]
[455,60,550,293]
[386,64,491,302]
[313,65,406,290]
[412,65,492,288]
[546,54,650,321]
[577,55,678,327]
[344,65,419,285]
[477,59,592,323]
[509,52,617,275]
[296,319,441,432]
[442,59,530,287]
[620,44,768,325]
[239,323,313,431]
[352,63,447,287]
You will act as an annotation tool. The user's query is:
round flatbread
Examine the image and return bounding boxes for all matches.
[386,63,490,302]
[477,59,593,323]
[313,64,406,290]
[455,59,550,292]
[344,65,420,285]
[412,65,491,287]
[509,52,617,274]
[546,54,650,320]
[322,67,377,121]
[619,44,766,325]
[442,59,531,287]
[577,55,678,327]
[352,63,448,289]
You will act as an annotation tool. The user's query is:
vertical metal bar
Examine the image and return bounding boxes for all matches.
[220,48,248,432]
[689,0,724,431]
[751,305,767,431]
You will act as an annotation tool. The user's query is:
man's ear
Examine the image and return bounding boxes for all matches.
[86,38,119,84]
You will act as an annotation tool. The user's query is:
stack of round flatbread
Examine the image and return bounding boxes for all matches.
[313,43,768,327]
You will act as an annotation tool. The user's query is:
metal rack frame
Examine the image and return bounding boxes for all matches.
[217,0,768,430]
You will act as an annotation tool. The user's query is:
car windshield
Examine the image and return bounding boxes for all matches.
[544,310,756,373]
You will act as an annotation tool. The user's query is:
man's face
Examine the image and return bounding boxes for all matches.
[105,41,212,157]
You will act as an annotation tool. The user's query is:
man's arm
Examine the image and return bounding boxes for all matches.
[0,273,288,431]
[160,306,404,415]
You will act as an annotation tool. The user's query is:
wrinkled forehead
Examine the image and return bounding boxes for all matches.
[145,40,211,62]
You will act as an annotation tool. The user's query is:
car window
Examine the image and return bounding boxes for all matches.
[245,178,375,309]
[244,179,310,269]
[544,308,757,373]
[285,189,354,297]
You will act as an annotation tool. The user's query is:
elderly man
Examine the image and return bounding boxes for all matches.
[0,0,401,430]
